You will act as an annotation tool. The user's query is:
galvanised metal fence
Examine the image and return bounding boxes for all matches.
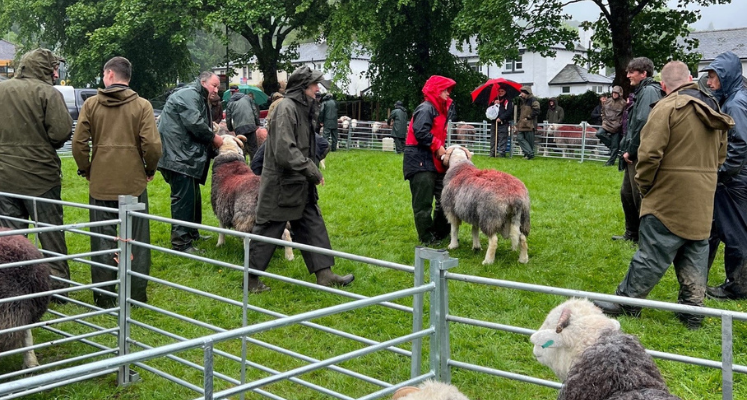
[0,192,744,399]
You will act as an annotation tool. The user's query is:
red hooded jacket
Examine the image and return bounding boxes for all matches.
[405,75,456,174]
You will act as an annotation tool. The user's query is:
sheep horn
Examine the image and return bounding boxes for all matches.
[556,307,572,333]
[236,135,248,142]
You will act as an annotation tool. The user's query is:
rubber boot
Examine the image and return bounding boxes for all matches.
[315,268,355,287]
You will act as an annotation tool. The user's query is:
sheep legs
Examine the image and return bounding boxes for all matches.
[282,226,295,261]
[217,221,226,247]
[483,234,498,265]
[447,215,460,249]
[22,329,39,369]
[471,225,481,251]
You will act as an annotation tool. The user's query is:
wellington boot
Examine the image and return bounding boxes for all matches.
[315,268,355,287]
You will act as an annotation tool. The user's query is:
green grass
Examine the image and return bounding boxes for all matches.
[1,151,744,400]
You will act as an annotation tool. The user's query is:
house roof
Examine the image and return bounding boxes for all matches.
[0,39,16,60]
[548,64,613,85]
[688,28,747,61]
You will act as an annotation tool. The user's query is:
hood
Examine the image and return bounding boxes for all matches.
[395,100,403,108]
[286,65,324,95]
[548,97,556,108]
[97,85,138,107]
[322,94,332,102]
[675,82,735,132]
[230,92,245,101]
[16,48,63,85]
[422,75,456,117]
[612,86,623,95]
[520,86,533,96]
[702,51,744,103]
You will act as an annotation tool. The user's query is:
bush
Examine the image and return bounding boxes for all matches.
[536,91,602,125]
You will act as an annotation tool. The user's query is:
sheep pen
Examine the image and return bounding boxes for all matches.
[441,145,530,264]
[0,228,52,370]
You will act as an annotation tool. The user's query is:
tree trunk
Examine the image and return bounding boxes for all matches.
[240,24,283,97]
[608,1,633,96]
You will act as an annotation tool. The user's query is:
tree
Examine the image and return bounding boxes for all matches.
[205,0,331,95]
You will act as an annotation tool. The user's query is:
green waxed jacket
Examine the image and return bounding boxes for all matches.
[620,77,663,161]
[0,48,73,196]
[388,104,408,138]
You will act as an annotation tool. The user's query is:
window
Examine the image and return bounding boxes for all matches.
[562,86,571,94]
[592,85,604,93]
[243,67,248,78]
[468,62,480,72]
[504,55,523,73]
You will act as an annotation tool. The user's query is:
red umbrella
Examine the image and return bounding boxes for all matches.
[471,78,522,106]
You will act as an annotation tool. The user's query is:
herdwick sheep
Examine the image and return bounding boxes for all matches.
[210,135,294,260]
[452,123,475,144]
[0,228,52,370]
[392,380,470,400]
[441,145,530,264]
[531,298,681,400]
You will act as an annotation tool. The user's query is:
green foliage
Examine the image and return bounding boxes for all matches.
[6,152,745,399]
[536,91,602,125]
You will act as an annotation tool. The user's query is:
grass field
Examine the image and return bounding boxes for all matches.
[1,150,745,400]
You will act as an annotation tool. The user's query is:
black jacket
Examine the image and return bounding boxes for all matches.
[403,101,440,180]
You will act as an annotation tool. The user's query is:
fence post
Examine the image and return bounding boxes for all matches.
[722,314,733,400]
[117,195,144,387]
[579,121,588,163]
[417,248,459,383]
[411,248,426,379]
[203,340,215,400]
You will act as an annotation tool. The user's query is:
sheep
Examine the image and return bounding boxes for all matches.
[255,127,268,148]
[210,135,293,260]
[0,227,52,370]
[392,380,470,400]
[531,298,681,400]
[452,122,475,144]
[441,145,530,264]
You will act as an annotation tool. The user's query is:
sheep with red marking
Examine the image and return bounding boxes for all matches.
[210,135,293,259]
[441,145,530,264]
[453,122,476,144]
[0,227,51,370]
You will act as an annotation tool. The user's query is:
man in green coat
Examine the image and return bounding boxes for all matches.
[0,48,73,292]
[157,72,224,253]
[387,101,408,154]
[516,86,540,159]
[595,61,732,329]
[72,56,162,307]
[319,93,339,151]
[249,66,354,293]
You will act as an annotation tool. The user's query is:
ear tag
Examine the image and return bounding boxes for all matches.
[541,340,554,349]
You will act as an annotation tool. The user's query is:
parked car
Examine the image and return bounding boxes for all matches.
[53,86,98,154]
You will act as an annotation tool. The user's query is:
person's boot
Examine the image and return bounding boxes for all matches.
[612,232,638,244]
[315,268,355,287]
[247,276,271,294]
[593,300,642,317]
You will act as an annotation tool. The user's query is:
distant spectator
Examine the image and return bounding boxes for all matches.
[319,94,339,151]
[590,95,606,125]
[486,91,512,157]
[0,48,73,293]
[595,86,626,166]
[209,92,223,124]
[545,98,564,124]
[387,100,408,154]
[225,90,260,160]
[516,86,540,160]
[265,92,284,126]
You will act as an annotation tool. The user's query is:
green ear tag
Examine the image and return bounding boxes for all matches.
[541,340,554,349]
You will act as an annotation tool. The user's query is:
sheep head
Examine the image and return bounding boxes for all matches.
[442,145,473,168]
[391,381,470,400]
[217,134,246,157]
[530,298,620,381]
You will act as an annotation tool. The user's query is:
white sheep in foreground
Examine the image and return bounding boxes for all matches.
[392,380,470,400]
[0,228,52,370]
[440,145,530,264]
[531,298,681,400]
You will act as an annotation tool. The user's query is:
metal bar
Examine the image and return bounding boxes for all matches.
[0,191,118,212]
[241,236,250,400]
[0,349,117,381]
[411,248,426,378]
[445,315,535,336]
[723,314,734,400]
[0,280,117,305]
[356,373,435,400]
[0,249,118,270]
[203,342,214,400]
[0,369,118,400]
[0,219,120,238]
[447,359,562,389]
[0,308,116,336]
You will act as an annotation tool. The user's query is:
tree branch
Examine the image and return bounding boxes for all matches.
[630,0,653,19]
[590,0,611,21]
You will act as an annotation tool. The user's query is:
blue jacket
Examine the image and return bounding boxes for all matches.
[704,51,747,184]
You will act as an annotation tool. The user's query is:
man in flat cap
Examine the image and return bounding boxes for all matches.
[0,48,74,295]
[248,66,354,292]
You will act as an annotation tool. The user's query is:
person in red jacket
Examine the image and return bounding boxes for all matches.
[402,75,456,245]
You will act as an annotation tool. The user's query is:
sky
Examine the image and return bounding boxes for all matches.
[564,1,744,31]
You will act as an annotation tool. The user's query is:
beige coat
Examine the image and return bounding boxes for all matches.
[636,83,733,240]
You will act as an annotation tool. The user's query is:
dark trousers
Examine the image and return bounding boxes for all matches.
[620,162,641,239]
[596,128,621,165]
[516,130,535,157]
[324,127,339,152]
[707,179,747,295]
[236,125,258,161]
[408,171,450,243]
[160,170,202,250]
[489,122,509,157]
[0,186,70,290]
[617,215,708,321]
[89,192,151,306]
[394,137,405,154]
[250,203,334,274]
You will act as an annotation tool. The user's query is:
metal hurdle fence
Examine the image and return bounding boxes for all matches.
[0,192,745,399]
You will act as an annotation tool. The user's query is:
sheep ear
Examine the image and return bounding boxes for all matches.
[530,330,564,349]
[392,386,420,399]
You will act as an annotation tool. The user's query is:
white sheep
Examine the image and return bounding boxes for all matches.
[441,145,530,264]
[392,380,470,400]
[531,298,681,400]
[0,228,52,370]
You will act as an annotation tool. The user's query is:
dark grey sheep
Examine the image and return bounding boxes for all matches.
[0,227,51,369]
[210,135,293,259]
[558,329,681,400]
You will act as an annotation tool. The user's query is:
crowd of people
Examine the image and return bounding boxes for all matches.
[1,47,746,331]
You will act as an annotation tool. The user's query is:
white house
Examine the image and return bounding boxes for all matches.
[689,27,747,78]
